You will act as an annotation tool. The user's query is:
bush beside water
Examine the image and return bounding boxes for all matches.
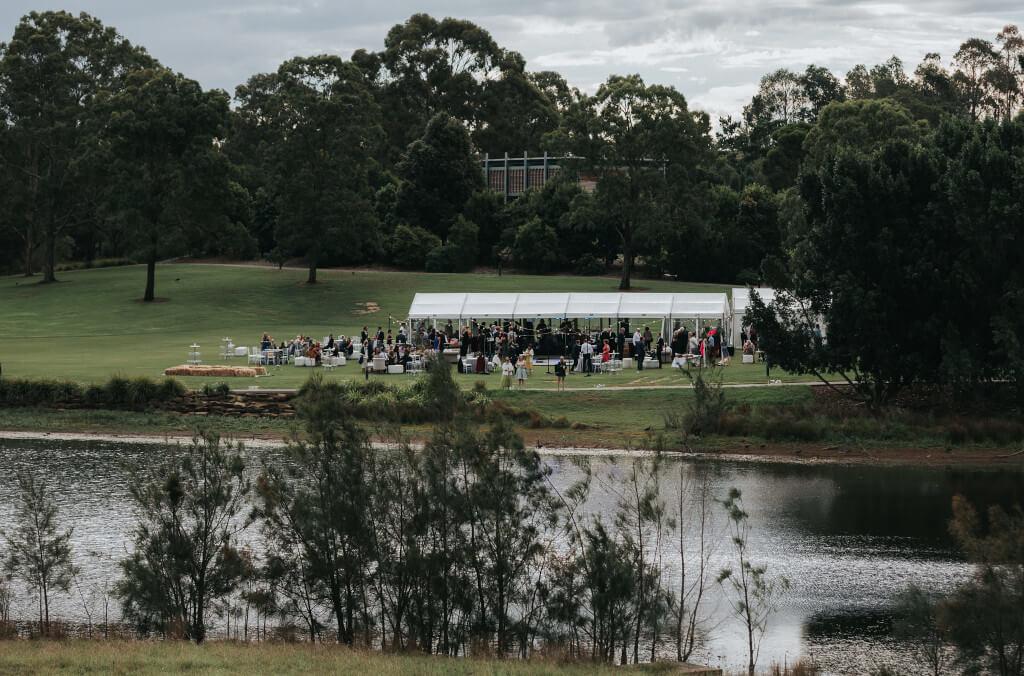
[0,376,185,411]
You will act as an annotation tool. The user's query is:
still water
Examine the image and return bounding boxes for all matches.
[0,437,1021,674]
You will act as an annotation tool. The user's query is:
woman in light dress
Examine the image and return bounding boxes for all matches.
[501,357,515,390]
[515,356,528,388]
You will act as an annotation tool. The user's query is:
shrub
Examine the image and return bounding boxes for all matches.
[212,220,260,260]
[680,368,730,438]
[445,215,479,271]
[0,378,83,406]
[202,382,232,398]
[424,244,463,273]
[512,218,560,273]
[762,416,826,442]
[0,375,185,410]
[388,224,441,270]
[54,257,135,272]
[573,254,606,276]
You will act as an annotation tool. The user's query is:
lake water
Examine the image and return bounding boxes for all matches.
[0,437,1021,674]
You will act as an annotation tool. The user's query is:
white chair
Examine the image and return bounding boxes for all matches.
[387,364,404,374]
[372,357,387,373]
[248,348,262,365]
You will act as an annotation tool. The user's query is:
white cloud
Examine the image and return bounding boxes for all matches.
[691,83,759,119]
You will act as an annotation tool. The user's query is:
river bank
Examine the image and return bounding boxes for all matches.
[3,424,1021,468]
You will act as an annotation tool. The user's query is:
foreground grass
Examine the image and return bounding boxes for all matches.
[0,640,683,675]
[0,263,817,389]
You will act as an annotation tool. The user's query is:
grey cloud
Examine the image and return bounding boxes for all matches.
[1,0,1022,115]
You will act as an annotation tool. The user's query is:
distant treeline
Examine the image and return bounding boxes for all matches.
[1,11,1022,297]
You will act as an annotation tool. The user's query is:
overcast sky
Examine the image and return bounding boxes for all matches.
[2,1,1022,118]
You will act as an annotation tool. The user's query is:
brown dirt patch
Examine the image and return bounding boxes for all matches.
[353,301,380,315]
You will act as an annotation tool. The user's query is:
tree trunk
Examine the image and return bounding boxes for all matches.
[43,581,50,636]
[42,216,57,283]
[619,225,633,291]
[144,255,157,302]
[619,249,633,291]
[22,229,34,277]
[307,259,318,284]
[194,608,206,644]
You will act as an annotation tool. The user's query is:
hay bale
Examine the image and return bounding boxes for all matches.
[163,365,267,377]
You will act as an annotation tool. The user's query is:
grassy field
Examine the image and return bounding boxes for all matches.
[0,640,689,675]
[0,386,817,450]
[0,263,813,390]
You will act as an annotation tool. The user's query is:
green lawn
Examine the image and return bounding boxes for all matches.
[0,386,816,449]
[0,263,813,390]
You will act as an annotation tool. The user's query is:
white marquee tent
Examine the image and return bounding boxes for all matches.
[408,292,731,339]
[731,287,776,345]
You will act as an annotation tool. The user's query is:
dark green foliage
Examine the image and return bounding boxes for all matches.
[387,224,442,270]
[669,367,730,439]
[752,111,1024,408]
[424,217,478,272]
[116,432,251,642]
[234,56,382,284]
[201,382,232,398]
[572,254,606,276]
[0,376,184,409]
[395,113,483,240]
[553,73,712,290]
[101,66,233,301]
[512,218,560,273]
[0,11,154,281]
[256,374,374,644]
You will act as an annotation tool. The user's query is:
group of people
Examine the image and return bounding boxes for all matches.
[254,317,732,381]
[257,332,357,365]
[667,324,728,366]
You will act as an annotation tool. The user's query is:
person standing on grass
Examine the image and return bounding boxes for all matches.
[554,357,567,391]
[580,337,594,376]
[515,355,528,388]
[501,357,514,390]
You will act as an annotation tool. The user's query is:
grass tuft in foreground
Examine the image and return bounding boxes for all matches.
[0,639,693,675]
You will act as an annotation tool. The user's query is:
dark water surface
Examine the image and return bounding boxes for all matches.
[0,438,1021,674]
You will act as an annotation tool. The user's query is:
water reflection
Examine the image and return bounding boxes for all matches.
[0,438,1020,674]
